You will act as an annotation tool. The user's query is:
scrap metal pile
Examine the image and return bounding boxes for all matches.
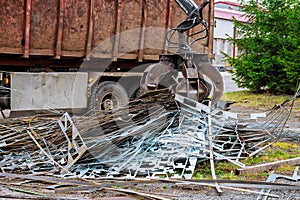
[0,88,298,180]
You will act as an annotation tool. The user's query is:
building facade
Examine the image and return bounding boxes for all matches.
[213,1,247,71]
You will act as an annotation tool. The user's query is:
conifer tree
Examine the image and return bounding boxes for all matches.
[225,0,300,94]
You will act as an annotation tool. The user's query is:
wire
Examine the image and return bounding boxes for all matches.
[165,20,209,51]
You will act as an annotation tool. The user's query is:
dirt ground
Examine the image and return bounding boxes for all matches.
[0,176,299,200]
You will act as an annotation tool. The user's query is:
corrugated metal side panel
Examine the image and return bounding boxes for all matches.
[62,0,89,52]
[0,0,212,60]
[194,0,210,53]
[118,0,143,54]
[92,0,117,54]
[30,0,58,51]
[0,0,24,54]
[144,0,168,55]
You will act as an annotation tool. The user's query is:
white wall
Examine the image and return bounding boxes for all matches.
[214,18,235,39]
[212,38,233,67]
[213,18,235,68]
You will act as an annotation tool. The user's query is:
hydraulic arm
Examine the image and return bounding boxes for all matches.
[140,0,224,105]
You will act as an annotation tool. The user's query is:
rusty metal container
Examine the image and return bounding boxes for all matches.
[0,0,213,62]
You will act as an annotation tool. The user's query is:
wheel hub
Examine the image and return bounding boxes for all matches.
[102,99,114,110]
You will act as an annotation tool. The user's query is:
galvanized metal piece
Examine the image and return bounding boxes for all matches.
[57,112,87,170]
[257,166,300,200]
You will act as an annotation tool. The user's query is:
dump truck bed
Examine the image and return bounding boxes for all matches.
[0,0,213,62]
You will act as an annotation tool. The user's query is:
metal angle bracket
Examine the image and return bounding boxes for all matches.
[257,167,300,200]
[58,112,87,171]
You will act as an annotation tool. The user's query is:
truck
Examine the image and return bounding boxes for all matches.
[0,0,218,116]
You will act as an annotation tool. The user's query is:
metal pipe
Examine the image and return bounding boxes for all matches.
[175,0,198,17]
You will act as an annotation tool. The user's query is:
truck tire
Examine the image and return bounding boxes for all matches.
[90,81,129,112]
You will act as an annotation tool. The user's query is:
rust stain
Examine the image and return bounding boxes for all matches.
[0,0,212,60]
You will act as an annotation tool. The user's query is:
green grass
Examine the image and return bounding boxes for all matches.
[193,142,300,181]
[219,172,243,180]
[244,142,300,165]
[272,142,299,149]
[162,185,168,190]
[243,142,300,165]
[194,172,204,179]
[276,164,296,172]
[244,172,270,180]
[221,91,300,110]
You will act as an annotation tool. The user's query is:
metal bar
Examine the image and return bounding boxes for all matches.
[24,0,32,58]
[207,100,223,193]
[0,47,23,54]
[85,0,94,60]
[97,72,143,77]
[55,0,65,59]
[208,0,214,58]
[57,113,87,170]
[237,157,300,176]
[105,187,170,200]
[138,0,147,62]
[164,0,173,53]
[9,187,47,197]
[174,180,279,198]
[0,107,6,119]
[26,129,71,174]
[0,173,92,186]
[113,0,122,61]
